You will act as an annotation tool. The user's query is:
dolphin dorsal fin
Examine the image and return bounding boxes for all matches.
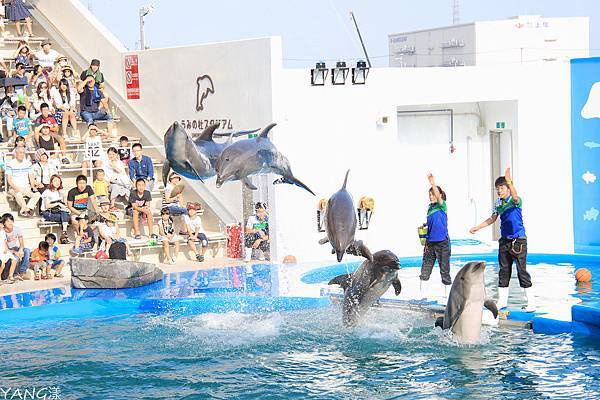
[194,123,220,142]
[341,169,350,190]
[258,123,277,139]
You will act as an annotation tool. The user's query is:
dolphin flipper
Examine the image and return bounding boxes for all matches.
[328,273,352,289]
[435,316,444,329]
[392,278,402,296]
[162,159,171,186]
[318,237,329,245]
[346,240,374,262]
[445,295,465,330]
[242,177,258,190]
[484,299,499,319]
[184,143,208,183]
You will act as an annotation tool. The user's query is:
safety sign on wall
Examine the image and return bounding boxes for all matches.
[125,54,140,100]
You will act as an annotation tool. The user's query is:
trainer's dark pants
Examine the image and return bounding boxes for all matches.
[420,239,452,285]
[245,233,269,253]
[498,237,531,288]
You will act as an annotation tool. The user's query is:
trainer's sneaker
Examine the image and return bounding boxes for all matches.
[196,254,204,262]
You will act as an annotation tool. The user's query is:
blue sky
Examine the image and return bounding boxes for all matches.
[88,0,598,67]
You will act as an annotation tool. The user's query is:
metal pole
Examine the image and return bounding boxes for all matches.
[139,10,145,50]
[349,11,372,68]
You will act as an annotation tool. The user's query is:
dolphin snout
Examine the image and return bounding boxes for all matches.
[475,262,486,270]
[215,177,223,188]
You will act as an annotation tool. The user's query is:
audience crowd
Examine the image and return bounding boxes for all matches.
[0,7,269,287]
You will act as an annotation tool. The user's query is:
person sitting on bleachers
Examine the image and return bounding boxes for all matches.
[34,103,69,164]
[117,135,130,164]
[40,174,70,244]
[12,105,32,148]
[48,55,69,86]
[71,213,95,255]
[105,147,132,210]
[244,202,270,262]
[162,172,187,216]
[77,75,113,131]
[13,41,33,73]
[60,64,77,89]
[183,202,208,262]
[30,148,58,194]
[158,207,179,265]
[81,123,107,175]
[0,218,17,284]
[50,78,79,139]
[1,213,30,281]
[6,146,39,217]
[126,178,156,240]
[29,240,49,280]
[93,168,109,204]
[44,233,65,277]
[30,83,54,119]
[5,0,34,37]
[29,65,47,88]
[34,41,59,73]
[80,59,104,89]
[98,212,130,257]
[67,174,99,232]
[129,143,155,191]
[0,85,18,142]
[11,63,29,92]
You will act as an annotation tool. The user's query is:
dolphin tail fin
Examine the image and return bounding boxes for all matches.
[258,123,277,139]
[329,273,352,289]
[392,278,402,296]
[242,177,258,190]
[346,240,373,262]
[434,316,444,329]
[318,237,329,245]
[275,173,315,196]
[162,159,171,186]
[341,169,350,190]
[484,299,499,319]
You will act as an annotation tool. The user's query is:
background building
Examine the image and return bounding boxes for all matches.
[388,15,589,67]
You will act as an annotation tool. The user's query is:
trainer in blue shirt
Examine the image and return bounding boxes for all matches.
[129,143,155,191]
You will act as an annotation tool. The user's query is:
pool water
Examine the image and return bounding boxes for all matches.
[1,255,600,399]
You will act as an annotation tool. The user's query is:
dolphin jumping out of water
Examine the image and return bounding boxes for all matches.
[328,250,402,327]
[214,123,315,195]
[319,170,372,262]
[162,121,259,184]
[435,261,499,344]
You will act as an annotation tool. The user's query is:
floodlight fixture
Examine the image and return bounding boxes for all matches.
[310,61,328,86]
[352,60,369,85]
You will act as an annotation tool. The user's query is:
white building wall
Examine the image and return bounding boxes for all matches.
[271,62,573,262]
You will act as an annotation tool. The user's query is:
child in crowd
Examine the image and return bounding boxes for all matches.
[126,178,156,240]
[44,233,65,278]
[117,136,130,165]
[0,220,16,284]
[98,213,131,256]
[93,168,109,204]
[12,105,32,147]
[470,167,535,312]
[419,173,451,298]
[71,214,95,255]
[92,198,111,224]
[29,240,49,280]
[162,172,187,216]
[158,207,180,265]
[244,202,269,262]
[81,123,105,175]
[184,203,208,262]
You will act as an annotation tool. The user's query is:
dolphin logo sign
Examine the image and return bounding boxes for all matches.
[196,75,214,112]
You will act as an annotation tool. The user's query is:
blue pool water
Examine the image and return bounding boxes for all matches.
[1,255,600,399]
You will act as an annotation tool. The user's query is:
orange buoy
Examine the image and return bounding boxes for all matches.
[575,268,592,283]
[283,255,297,264]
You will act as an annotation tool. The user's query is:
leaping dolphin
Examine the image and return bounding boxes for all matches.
[214,123,315,195]
[319,170,373,262]
[162,122,259,184]
[435,261,499,344]
[329,250,402,327]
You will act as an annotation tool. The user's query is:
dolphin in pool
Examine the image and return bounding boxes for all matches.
[435,261,498,344]
[162,121,259,184]
[328,250,402,327]
[214,123,315,195]
[319,170,373,262]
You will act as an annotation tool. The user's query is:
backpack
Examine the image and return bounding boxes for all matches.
[109,242,127,260]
